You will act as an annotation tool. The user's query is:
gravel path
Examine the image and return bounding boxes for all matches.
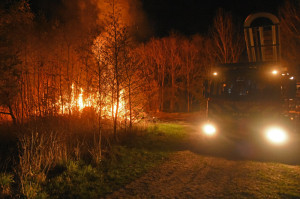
[107,150,300,199]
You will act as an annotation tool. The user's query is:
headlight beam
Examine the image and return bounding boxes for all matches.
[202,124,217,136]
[265,127,288,145]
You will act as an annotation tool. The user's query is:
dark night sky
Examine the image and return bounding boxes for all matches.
[29,0,285,37]
[141,0,285,36]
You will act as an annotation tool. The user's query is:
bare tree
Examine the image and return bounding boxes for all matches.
[164,33,182,112]
[211,8,244,63]
[0,0,33,124]
[134,43,160,112]
[180,37,200,112]
[150,38,167,112]
[279,0,300,72]
[95,0,131,139]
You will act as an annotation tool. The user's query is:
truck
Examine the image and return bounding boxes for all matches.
[202,13,299,150]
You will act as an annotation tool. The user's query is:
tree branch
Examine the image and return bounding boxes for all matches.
[0,112,11,115]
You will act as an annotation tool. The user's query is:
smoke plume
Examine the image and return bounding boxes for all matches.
[93,0,153,40]
[30,0,152,40]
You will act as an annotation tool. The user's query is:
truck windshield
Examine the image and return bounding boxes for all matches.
[209,69,281,101]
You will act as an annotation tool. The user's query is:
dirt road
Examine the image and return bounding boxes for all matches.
[107,150,300,198]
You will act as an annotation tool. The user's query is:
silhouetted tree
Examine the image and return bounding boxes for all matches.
[210,8,244,63]
[0,0,33,124]
[279,0,300,73]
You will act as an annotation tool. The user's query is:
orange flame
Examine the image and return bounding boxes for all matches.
[78,88,84,110]
[57,84,127,120]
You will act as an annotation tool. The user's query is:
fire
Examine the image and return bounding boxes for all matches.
[57,84,127,120]
[78,88,84,110]
[76,88,94,111]
[112,89,126,116]
[113,104,117,115]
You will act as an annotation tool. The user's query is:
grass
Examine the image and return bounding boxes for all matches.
[0,120,189,198]
[122,123,188,151]
[220,161,300,199]
[248,162,300,199]
[45,122,187,198]
[42,122,187,198]
[46,147,168,198]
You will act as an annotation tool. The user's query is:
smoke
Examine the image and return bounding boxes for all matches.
[93,0,153,41]
[31,0,152,40]
[60,0,152,40]
[58,0,101,31]
[127,0,153,40]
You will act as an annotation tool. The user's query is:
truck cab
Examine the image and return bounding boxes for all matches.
[201,13,299,161]
[203,62,297,145]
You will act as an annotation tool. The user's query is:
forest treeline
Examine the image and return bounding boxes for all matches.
[0,0,300,128]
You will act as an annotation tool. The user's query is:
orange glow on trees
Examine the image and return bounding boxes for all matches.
[0,0,213,126]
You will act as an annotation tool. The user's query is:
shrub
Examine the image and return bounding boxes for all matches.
[17,131,65,198]
[0,173,14,197]
[88,132,102,165]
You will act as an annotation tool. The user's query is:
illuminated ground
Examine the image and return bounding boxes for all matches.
[107,150,300,198]
[107,113,300,198]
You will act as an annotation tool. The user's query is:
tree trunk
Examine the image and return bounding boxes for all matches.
[187,63,190,112]
[59,65,64,114]
[37,64,41,116]
[170,65,175,112]
[98,61,102,161]
[67,44,71,115]
[114,78,119,140]
[129,81,132,130]
[187,83,190,112]
[160,66,164,112]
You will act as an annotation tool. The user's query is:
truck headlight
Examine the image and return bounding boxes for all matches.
[202,123,216,136]
[265,127,288,145]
